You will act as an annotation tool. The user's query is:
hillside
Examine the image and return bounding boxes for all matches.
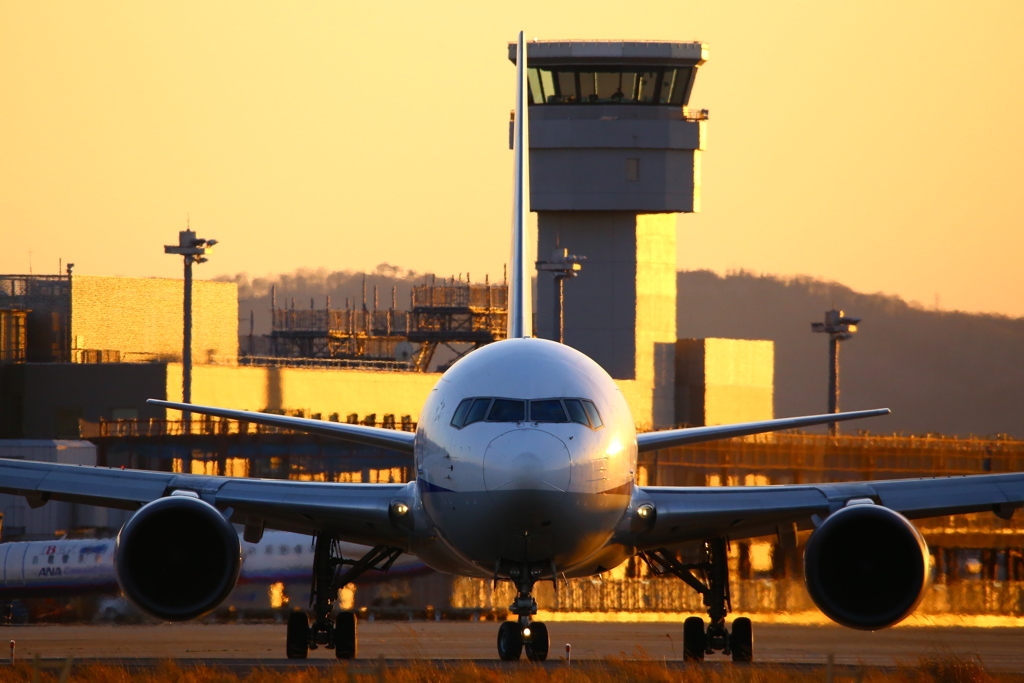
[223,267,1024,438]
[678,270,1024,439]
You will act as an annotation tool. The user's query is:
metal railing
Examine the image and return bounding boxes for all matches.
[80,415,418,438]
[682,106,709,121]
[411,283,508,310]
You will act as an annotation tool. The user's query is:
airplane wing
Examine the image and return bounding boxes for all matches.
[0,458,414,547]
[634,472,1024,550]
[635,408,891,452]
[147,399,416,454]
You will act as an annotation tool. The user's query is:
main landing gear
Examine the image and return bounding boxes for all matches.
[640,537,753,663]
[286,533,403,660]
[496,563,550,661]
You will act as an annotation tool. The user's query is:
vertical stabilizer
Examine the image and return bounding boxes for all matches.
[507,31,531,339]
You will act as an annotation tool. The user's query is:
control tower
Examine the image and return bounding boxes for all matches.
[509,40,708,428]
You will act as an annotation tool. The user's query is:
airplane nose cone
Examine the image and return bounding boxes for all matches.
[483,429,570,495]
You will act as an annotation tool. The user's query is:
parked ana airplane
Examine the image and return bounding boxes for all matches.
[0,531,422,601]
[2,32,1021,663]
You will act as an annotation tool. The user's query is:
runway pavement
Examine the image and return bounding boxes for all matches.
[2,621,1023,672]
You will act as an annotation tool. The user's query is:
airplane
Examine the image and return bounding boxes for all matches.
[0,531,424,603]
[2,31,1022,663]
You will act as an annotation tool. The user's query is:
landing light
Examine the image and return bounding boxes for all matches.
[391,502,409,516]
[637,505,654,519]
[523,627,532,637]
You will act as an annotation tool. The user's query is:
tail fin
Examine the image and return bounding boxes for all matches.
[507,31,531,339]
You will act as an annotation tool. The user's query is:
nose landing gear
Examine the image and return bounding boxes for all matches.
[497,564,551,661]
[640,537,753,663]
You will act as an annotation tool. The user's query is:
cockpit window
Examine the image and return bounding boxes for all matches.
[451,399,473,428]
[466,398,491,425]
[530,399,567,422]
[582,400,604,429]
[488,399,526,422]
[563,399,590,426]
[451,398,492,428]
[452,396,603,429]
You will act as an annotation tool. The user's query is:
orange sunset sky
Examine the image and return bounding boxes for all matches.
[2,2,1023,316]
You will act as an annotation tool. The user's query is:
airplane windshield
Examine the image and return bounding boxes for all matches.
[450,397,603,429]
[530,400,566,422]
[488,399,526,422]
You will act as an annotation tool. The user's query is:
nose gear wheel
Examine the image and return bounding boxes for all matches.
[494,560,552,661]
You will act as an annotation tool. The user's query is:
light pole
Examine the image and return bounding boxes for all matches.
[811,309,859,436]
[164,229,216,435]
[536,247,585,344]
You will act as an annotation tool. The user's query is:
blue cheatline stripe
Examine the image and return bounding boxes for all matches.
[417,478,455,494]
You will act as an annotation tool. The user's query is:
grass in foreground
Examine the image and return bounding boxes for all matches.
[0,655,1017,683]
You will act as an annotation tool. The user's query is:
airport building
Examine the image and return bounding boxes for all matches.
[2,38,1023,623]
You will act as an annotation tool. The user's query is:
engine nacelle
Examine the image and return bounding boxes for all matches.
[115,495,241,622]
[804,503,930,631]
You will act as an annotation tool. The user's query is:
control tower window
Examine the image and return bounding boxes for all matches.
[527,67,694,106]
[659,67,695,106]
[488,399,526,422]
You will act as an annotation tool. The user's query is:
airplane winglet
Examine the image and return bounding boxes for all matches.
[507,30,531,339]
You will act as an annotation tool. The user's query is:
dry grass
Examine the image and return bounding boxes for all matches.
[0,656,1021,683]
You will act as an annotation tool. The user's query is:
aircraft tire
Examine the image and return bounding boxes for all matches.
[682,616,706,662]
[335,611,358,659]
[497,621,523,661]
[286,611,309,659]
[525,622,549,661]
[730,617,753,662]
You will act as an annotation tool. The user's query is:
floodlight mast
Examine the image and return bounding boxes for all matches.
[811,309,860,436]
[536,248,585,344]
[163,229,217,437]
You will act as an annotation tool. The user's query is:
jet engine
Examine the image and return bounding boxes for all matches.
[115,494,242,621]
[803,503,930,630]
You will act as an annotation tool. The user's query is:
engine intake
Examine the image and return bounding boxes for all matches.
[804,503,929,630]
[115,495,241,621]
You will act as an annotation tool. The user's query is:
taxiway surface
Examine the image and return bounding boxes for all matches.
[2,622,1022,671]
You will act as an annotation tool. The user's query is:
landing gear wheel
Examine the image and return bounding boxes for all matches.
[497,621,524,661]
[335,611,358,659]
[683,616,706,662]
[524,621,549,661]
[730,617,753,662]
[286,611,310,659]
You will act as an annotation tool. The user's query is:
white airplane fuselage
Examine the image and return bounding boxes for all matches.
[409,337,638,579]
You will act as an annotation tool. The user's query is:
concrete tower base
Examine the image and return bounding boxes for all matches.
[537,211,676,429]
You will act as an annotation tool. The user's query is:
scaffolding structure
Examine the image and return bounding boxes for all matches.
[246,276,508,372]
